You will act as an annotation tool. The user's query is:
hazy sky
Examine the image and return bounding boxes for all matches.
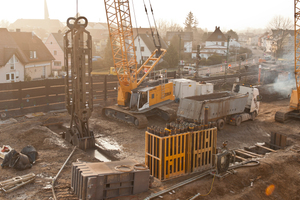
[0,0,294,32]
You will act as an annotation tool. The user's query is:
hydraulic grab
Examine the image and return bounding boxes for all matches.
[102,0,175,128]
[64,17,95,149]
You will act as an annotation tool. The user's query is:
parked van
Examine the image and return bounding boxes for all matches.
[183,66,196,75]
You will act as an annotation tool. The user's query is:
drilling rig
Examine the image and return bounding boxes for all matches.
[275,0,300,122]
[102,0,175,128]
[64,17,95,149]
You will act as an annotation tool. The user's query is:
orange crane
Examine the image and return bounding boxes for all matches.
[275,0,300,122]
[103,0,175,128]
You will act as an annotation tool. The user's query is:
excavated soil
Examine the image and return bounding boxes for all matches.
[1,96,300,199]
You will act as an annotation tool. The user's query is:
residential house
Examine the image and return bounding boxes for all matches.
[258,32,269,50]
[259,29,294,58]
[200,26,228,59]
[280,31,294,60]
[0,29,25,83]
[0,28,55,83]
[134,33,168,65]
[44,32,64,72]
[198,27,242,60]
[248,35,259,46]
[87,22,109,54]
[165,31,193,53]
[238,33,248,45]
[133,28,153,38]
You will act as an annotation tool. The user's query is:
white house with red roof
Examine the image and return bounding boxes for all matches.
[0,28,54,83]
[44,32,64,71]
[199,27,241,59]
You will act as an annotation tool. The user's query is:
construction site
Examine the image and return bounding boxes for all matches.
[0,0,300,200]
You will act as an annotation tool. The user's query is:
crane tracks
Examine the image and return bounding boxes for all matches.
[102,105,148,129]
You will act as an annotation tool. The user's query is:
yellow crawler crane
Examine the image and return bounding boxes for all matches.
[103,0,175,128]
[275,0,300,122]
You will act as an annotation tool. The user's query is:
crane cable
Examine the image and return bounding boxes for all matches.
[148,0,162,48]
[131,0,143,69]
[143,0,159,51]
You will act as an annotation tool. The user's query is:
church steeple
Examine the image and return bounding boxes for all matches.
[44,0,49,19]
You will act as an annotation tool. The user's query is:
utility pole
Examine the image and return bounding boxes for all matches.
[196,45,201,78]
[225,36,230,82]
[238,57,242,81]
[178,34,182,78]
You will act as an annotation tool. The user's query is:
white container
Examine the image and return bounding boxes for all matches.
[195,82,214,95]
[170,79,196,99]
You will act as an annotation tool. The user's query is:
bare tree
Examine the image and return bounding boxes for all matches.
[267,15,293,58]
[0,20,10,28]
[267,15,293,30]
[157,19,183,39]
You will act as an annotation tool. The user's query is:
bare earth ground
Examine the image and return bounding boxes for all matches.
[0,98,300,200]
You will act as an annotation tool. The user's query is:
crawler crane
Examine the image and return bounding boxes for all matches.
[275,0,300,122]
[102,0,175,128]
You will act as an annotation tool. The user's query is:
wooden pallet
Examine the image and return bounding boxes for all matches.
[0,173,35,193]
[234,143,276,161]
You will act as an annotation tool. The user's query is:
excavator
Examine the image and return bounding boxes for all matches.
[275,0,300,122]
[102,0,175,128]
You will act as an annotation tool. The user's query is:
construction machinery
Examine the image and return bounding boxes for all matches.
[275,0,300,122]
[102,0,175,128]
[177,83,261,130]
[63,17,95,149]
[91,67,117,75]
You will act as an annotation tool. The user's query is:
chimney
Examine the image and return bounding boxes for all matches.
[16,29,21,32]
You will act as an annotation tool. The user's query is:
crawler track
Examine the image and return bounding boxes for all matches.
[102,105,148,129]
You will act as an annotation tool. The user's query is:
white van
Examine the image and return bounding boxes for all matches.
[183,66,196,75]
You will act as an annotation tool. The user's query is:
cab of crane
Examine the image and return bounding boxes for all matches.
[129,88,151,111]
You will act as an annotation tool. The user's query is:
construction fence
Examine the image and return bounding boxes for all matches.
[0,72,176,119]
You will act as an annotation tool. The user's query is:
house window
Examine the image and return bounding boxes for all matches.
[54,61,61,66]
[30,51,37,59]
[9,57,14,70]
[140,47,144,52]
[9,55,18,70]
[6,73,15,81]
[142,56,148,61]
[54,50,57,55]
[218,35,222,39]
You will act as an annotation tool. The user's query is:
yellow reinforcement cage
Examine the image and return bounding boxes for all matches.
[187,128,217,173]
[145,127,217,181]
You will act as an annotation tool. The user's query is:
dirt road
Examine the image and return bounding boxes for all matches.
[0,98,300,200]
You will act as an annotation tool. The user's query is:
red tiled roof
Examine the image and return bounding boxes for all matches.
[9,30,55,63]
[206,26,226,42]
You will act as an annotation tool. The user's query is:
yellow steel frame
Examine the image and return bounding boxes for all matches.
[294,0,300,109]
[104,0,167,106]
[145,127,217,181]
[187,128,217,173]
[145,131,188,181]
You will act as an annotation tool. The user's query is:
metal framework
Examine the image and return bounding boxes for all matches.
[294,0,300,109]
[104,0,166,106]
[64,17,95,149]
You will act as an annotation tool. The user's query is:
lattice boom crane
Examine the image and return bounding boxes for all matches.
[102,0,175,128]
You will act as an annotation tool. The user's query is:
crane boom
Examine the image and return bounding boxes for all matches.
[104,0,167,106]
